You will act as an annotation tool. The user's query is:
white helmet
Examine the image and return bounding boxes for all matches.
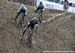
[21,4,25,7]
[32,17,38,20]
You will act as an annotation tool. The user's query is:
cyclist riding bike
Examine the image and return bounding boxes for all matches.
[14,4,28,25]
[21,17,39,40]
[34,2,44,23]
[35,2,44,13]
[63,0,69,12]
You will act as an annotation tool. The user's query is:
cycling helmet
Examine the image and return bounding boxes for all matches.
[32,17,38,20]
[64,0,68,2]
[39,1,42,5]
[21,4,26,7]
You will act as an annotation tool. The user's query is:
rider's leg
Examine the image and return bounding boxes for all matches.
[21,28,27,40]
[19,18,23,27]
[21,24,30,40]
[30,26,34,36]
[19,15,25,27]
[22,15,25,24]
[14,13,19,22]
[39,13,42,23]
[40,10,43,23]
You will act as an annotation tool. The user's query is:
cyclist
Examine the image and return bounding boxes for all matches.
[34,2,44,23]
[63,0,69,12]
[14,4,28,24]
[21,17,39,40]
[35,1,44,13]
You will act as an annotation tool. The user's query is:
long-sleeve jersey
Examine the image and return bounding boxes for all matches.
[17,4,28,15]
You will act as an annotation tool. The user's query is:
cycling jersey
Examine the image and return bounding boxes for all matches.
[17,4,28,16]
[25,19,39,30]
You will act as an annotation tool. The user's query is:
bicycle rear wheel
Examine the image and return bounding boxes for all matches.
[28,29,33,48]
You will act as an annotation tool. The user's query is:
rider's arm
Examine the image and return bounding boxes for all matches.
[34,3,39,11]
[35,24,39,29]
[34,24,39,33]
[25,7,28,15]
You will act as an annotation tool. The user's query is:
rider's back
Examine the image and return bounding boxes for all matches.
[17,4,27,14]
[29,19,38,25]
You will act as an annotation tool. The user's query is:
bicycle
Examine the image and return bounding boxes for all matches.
[38,9,43,23]
[21,27,34,48]
[27,25,38,48]
[27,28,33,48]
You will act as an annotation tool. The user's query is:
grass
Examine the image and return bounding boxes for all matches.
[0,0,75,53]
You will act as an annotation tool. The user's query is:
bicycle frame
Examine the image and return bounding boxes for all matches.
[38,9,43,23]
